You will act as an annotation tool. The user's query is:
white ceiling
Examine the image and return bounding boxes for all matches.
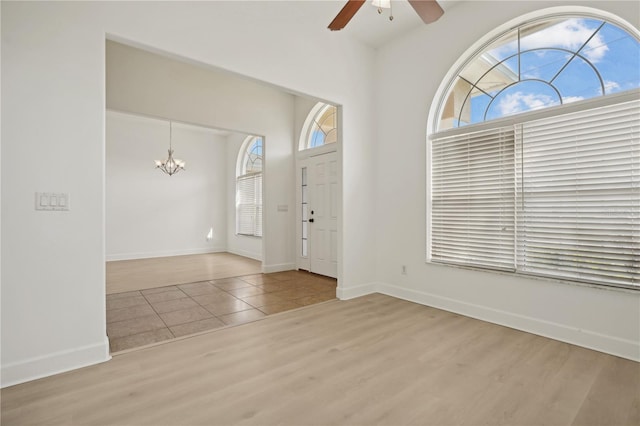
[322,0,463,48]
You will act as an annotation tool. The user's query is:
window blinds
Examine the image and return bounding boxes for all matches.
[516,100,639,288]
[237,173,263,237]
[430,99,639,289]
[431,127,516,270]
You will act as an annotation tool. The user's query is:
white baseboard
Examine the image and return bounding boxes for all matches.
[336,282,380,300]
[1,337,111,388]
[106,247,226,262]
[378,282,640,362]
[227,248,262,262]
[262,263,296,274]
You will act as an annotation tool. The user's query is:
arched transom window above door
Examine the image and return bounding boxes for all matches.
[438,15,640,130]
[300,102,338,150]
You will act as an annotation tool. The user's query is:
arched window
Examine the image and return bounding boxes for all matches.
[300,102,338,150]
[236,136,262,237]
[437,15,640,130]
[428,10,640,289]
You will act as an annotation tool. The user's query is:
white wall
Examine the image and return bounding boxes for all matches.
[227,133,262,261]
[106,111,228,260]
[106,40,293,267]
[373,1,640,361]
[1,1,376,386]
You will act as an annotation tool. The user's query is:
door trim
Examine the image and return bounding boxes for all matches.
[295,150,339,278]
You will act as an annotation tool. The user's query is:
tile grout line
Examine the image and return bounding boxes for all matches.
[210,277,276,315]
[139,288,181,339]
[194,285,233,326]
[197,279,257,323]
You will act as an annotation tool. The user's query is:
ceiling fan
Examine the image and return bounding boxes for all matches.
[328,0,444,31]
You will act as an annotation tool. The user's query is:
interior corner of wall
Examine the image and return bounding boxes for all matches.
[336,281,380,300]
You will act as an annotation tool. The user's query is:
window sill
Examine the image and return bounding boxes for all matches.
[424,260,640,295]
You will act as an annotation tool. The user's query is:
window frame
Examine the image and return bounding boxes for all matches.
[299,102,339,152]
[431,9,640,134]
[427,7,640,291]
[236,135,263,238]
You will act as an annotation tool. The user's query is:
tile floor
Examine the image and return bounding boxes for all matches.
[106,270,337,352]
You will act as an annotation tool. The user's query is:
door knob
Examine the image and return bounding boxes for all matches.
[309,218,315,223]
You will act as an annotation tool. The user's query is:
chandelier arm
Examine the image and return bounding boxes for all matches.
[155,120,185,176]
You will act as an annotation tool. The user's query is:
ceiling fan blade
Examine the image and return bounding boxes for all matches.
[408,0,444,24]
[328,0,366,31]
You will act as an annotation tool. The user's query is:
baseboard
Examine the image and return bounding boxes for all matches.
[106,248,226,262]
[378,282,640,362]
[1,337,111,388]
[227,248,262,262]
[262,263,296,274]
[336,281,380,300]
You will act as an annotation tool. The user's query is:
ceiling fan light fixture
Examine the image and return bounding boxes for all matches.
[372,0,391,9]
[329,0,443,31]
[372,0,392,19]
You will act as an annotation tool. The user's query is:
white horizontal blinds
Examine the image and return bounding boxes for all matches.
[431,127,516,270]
[255,173,263,237]
[516,99,640,288]
[236,173,262,237]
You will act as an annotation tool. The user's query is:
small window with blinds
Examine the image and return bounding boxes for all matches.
[236,136,263,237]
[429,99,639,289]
[236,173,263,237]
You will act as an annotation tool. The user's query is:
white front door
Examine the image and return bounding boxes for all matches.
[299,151,338,278]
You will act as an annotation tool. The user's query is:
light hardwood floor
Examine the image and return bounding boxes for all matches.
[106,252,262,294]
[2,294,638,425]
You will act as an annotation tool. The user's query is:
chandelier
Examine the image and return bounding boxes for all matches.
[155,121,185,176]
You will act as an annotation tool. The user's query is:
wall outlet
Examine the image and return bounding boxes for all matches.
[401,265,407,275]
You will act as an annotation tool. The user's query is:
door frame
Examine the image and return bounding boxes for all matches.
[294,110,342,279]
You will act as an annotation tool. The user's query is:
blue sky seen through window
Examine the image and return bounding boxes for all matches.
[244,137,262,174]
[306,104,337,149]
[442,17,640,128]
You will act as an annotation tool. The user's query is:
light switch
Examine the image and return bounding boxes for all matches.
[35,192,70,211]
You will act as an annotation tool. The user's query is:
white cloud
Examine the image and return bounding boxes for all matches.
[494,19,609,63]
[563,96,585,104]
[497,92,560,116]
[604,80,621,93]
[520,19,608,63]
